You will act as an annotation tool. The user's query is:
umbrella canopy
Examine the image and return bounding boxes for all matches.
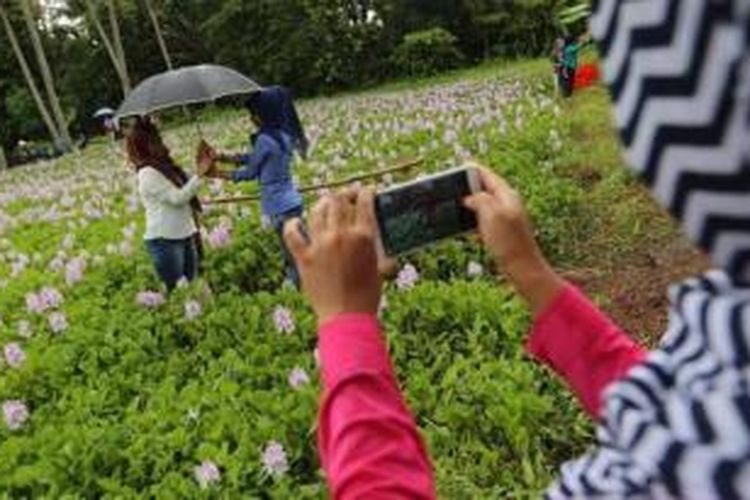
[93,107,115,118]
[115,64,261,121]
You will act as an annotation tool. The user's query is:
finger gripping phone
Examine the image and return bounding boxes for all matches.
[375,167,480,256]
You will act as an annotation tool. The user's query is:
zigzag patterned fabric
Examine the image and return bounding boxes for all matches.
[544,1,750,498]
[592,0,750,284]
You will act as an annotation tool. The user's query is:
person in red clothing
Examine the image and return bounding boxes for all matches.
[282,167,646,498]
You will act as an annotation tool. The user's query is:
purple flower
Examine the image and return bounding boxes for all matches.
[39,287,63,309]
[273,306,295,334]
[184,300,202,320]
[136,291,166,308]
[207,223,232,249]
[467,261,484,278]
[48,312,68,334]
[193,460,221,488]
[65,258,86,286]
[26,287,63,314]
[17,320,33,339]
[396,264,419,290]
[288,367,310,389]
[4,343,26,369]
[2,400,29,431]
[262,441,289,477]
[25,293,45,314]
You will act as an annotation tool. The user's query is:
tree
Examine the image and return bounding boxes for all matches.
[19,0,72,149]
[84,0,131,95]
[0,2,61,147]
[144,0,172,70]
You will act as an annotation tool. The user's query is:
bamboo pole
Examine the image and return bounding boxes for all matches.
[204,157,424,205]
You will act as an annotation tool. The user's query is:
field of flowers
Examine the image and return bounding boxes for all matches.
[0,59,672,497]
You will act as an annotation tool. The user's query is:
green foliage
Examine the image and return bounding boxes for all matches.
[390,28,465,77]
[0,59,662,497]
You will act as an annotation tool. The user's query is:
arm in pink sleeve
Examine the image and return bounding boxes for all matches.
[525,284,647,419]
[317,314,435,500]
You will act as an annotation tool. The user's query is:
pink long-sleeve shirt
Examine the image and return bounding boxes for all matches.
[317,284,647,499]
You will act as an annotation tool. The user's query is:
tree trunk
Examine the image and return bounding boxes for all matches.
[145,0,173,70]
[19,0,72,150]
[84,0,130,97]
[0,144,7,170]
[0,4,61,145]
[106,0,131,91]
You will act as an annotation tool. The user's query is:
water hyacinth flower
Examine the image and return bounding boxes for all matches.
[48,312,68,334]
[65,257,86,286]
[273,306,295,334]
[2,400,29,430]
[262,441,289,477]
[184,300,202,320]
[194,460,220,489]
[26,287,63,314]
[39,287,63,309]
[207,223,232,249]
[136,291,166,308]
[25,293,45,314]
[396,264,419,290]
[17,320,32,339]
[467,261,484,278]
[4,343,26,369]
[288,367,310,389]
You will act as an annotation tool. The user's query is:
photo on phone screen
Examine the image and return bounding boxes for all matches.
[375,168,478,256]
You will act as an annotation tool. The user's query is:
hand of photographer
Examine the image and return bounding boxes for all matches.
[464,165,564,315]
[284,189,381,326]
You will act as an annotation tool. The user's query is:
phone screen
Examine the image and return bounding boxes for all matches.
[375,169,477,256]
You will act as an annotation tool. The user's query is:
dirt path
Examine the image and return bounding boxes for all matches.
[562,236,709,347]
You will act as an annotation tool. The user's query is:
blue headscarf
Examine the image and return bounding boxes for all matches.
[246,86,309,159]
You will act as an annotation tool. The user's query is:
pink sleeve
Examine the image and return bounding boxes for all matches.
[525,284,647,418]
[317,313,435,500]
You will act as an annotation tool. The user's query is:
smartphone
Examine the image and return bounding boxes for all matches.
[375,167,480,256]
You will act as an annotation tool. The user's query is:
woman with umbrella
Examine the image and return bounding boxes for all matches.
[205,86,309,289]
[125,116,213,291]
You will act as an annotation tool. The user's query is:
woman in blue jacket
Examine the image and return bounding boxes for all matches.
[207,87,309,288]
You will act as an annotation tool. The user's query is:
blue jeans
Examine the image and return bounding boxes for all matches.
[271,206,303,289]
[145,237,199,291]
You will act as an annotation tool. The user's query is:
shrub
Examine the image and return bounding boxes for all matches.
[390,28,465,78]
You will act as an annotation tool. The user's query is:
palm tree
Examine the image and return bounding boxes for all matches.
[19,0,72,150]
[144,0,172,70]
[0,2,61,147]
[84,0,131,96]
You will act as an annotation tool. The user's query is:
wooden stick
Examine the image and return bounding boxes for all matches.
[204,157,424,205]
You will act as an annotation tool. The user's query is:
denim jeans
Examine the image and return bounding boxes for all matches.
[145,237,199,291]
[271,206,303,289]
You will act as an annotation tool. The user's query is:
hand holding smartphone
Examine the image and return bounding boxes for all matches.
[374,166,480,256]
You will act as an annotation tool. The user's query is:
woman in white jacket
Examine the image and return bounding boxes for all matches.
[125,117,211,291]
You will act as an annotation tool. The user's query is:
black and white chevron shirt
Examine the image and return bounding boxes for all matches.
[547,1,750,498]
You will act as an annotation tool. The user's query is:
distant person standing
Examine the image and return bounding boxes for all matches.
[559,35,580,98]
[206,86,309,289]
[550,37,565,91]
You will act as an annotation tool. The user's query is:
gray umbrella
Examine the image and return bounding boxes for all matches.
[114,64,261,120]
